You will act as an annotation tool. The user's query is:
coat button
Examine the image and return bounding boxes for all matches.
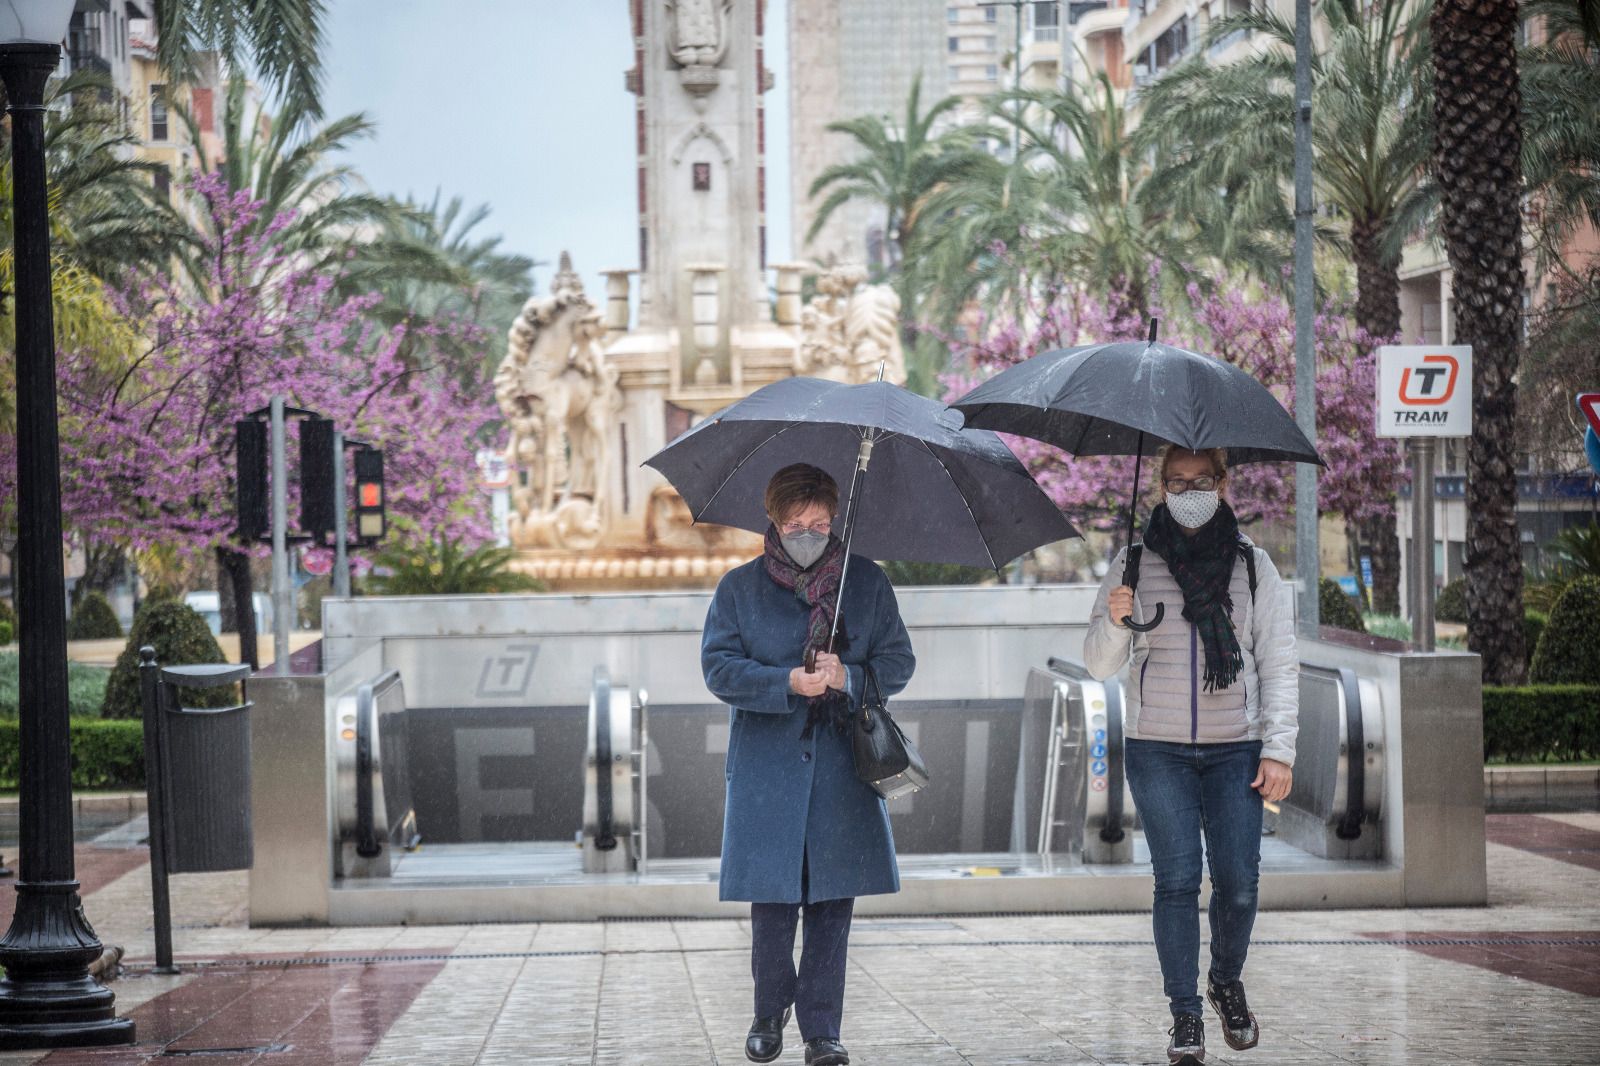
[801,751,812,762]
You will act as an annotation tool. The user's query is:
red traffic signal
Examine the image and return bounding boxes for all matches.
[354,449,385,542]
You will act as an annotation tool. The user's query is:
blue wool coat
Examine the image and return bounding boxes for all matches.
[702,555,915,904]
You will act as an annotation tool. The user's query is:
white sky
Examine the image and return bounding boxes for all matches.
[322,1,794,297]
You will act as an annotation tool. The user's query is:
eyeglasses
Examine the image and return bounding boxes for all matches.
[1164,475,1220,493]
[778,519,833,536]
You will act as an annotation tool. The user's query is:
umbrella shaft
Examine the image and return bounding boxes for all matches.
[826,437,874,653]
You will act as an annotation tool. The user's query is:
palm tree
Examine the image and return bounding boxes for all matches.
[1431,0,1529,683]
[171,74,398,290]
[806,75,990,275]
[155,0,327,118]
[340,192,537,384]
[1520,0,1600,267]
[1135,0,1435,615]
[913,74,1249,323]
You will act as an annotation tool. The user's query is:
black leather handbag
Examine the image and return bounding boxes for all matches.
[851,665,929,800]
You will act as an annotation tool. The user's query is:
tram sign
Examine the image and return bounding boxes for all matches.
[1376,345,1473,437]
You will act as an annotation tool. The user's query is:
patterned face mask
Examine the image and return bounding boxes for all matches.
[1166,489,1220,529]
[781,529,830,569]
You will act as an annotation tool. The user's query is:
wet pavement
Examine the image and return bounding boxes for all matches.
[0,812,1596,1065]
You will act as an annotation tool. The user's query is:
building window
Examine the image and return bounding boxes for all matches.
[150,84,168,141]
[949,35,960,51]
[985,63,999,80]
[692,161,711,191]
[949,64,963,81]
[1135,16,1189,81]
[983,34,997,50]
[986,6,998,21]
[1034,2,1060,27]
[948,6,960,21]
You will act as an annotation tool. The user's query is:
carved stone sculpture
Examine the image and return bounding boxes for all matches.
[666,0,730,95]
[794,265,906,385]
[495,253,622,550]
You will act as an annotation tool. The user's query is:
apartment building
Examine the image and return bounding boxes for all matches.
[790,0,1025,268]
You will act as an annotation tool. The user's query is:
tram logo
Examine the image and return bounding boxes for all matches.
[1377,345,1473,438]
[476,643,541,698]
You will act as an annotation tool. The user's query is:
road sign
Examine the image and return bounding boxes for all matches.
[1579,395,1600,477]
[1377,345,1473,437]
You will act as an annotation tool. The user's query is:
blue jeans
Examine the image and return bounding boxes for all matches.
[1125,738,1264,1018]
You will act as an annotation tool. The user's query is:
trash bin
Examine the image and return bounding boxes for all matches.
[139,652,254,873]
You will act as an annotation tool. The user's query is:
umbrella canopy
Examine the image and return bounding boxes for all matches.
[950,338,1324,466]
[645,376,1079,570]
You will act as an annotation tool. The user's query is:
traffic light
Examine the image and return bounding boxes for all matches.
[354,449,385,542]
[299,417,337,542]
[235,420,268,541]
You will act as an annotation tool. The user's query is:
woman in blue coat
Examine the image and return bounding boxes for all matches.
[702,463,915,1066]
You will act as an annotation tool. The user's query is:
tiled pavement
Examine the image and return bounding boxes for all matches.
[0,813,1597,1065]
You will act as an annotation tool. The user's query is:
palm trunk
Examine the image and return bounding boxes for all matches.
[1431,0,1527,684]
[1349,217,1404,616]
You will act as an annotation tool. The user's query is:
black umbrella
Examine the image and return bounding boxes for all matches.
[645,375,1079,649]
[951,321,1323,631]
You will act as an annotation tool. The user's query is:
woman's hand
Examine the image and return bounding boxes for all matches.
[812,651,847,692]
[1252,758,1293,804]
[1107,585,1135,628]
[789,664,830,698]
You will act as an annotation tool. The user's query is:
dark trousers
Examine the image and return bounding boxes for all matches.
[751,895,855,1041]
[1124,738,1265,1018]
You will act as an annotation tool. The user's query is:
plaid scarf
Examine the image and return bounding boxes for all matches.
[762,524,852,738]
[1143,500,1248,692]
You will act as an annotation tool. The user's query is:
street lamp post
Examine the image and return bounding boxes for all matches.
[0,0,135,1049]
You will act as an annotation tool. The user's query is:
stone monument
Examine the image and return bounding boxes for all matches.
[495,2,905,589]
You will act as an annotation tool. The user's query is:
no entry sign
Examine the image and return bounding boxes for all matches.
[1376,345,1473,437]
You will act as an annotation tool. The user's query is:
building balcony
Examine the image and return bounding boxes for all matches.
[1074,4,1127,38]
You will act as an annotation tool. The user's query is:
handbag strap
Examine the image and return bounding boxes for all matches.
[861,662,885,709]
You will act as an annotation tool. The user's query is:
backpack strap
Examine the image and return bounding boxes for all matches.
[1238,535,1257,602]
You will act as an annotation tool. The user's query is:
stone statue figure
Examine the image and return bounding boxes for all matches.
[495,253,622,551]
[667,0,729,66]
[795,265,906,386]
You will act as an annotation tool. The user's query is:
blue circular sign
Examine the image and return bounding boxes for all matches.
[1090,743,1107,759]
[1093,729,1107,743]
[1091,760,1108,776]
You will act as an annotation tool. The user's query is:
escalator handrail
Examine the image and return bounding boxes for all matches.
[1335,665,1366,840]
[593,667,618,851]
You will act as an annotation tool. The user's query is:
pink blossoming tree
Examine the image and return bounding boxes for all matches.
[3,175,496,665]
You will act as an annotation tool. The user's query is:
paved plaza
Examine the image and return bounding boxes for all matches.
[0,811,1595,1065]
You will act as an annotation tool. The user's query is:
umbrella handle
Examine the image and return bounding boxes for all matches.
[1122,604,1164,632]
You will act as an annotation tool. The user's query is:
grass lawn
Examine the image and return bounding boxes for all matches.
[0,650,111,718]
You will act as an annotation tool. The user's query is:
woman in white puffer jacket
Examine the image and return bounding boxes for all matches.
[1083,445,1298,1066]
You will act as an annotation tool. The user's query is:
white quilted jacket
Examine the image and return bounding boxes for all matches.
[1082,537,1299,767]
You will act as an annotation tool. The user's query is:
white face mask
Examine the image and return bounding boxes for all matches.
[1166,489,1220,529]
[781,529,830,569]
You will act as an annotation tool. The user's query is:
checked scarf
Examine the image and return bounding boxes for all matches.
[762,524,853,738]
[1143,500,1248,692]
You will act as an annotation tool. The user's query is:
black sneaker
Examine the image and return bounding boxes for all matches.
[1207,977,1260,1051]
[1167,1012,1205,1065]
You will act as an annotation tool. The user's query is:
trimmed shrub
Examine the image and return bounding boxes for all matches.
[0,651,110,718]
[0,598,15,642]
[101,601,232,719]
[1482,684,1600,762]
[1529,576,1600,685]
[1524,610,1548,670]
[0,718,145,789]
[1434,577,1468,624]
[0,618,11,646]
[1523,581,1569,614]
[67,590,123,641]
[1319,578,1366,633]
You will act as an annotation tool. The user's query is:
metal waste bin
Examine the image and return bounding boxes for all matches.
[138,648,253,971]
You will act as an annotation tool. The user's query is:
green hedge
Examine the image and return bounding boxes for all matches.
[0,718,145,789]
[0,651,111,718]
[1482,684,1600,762]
